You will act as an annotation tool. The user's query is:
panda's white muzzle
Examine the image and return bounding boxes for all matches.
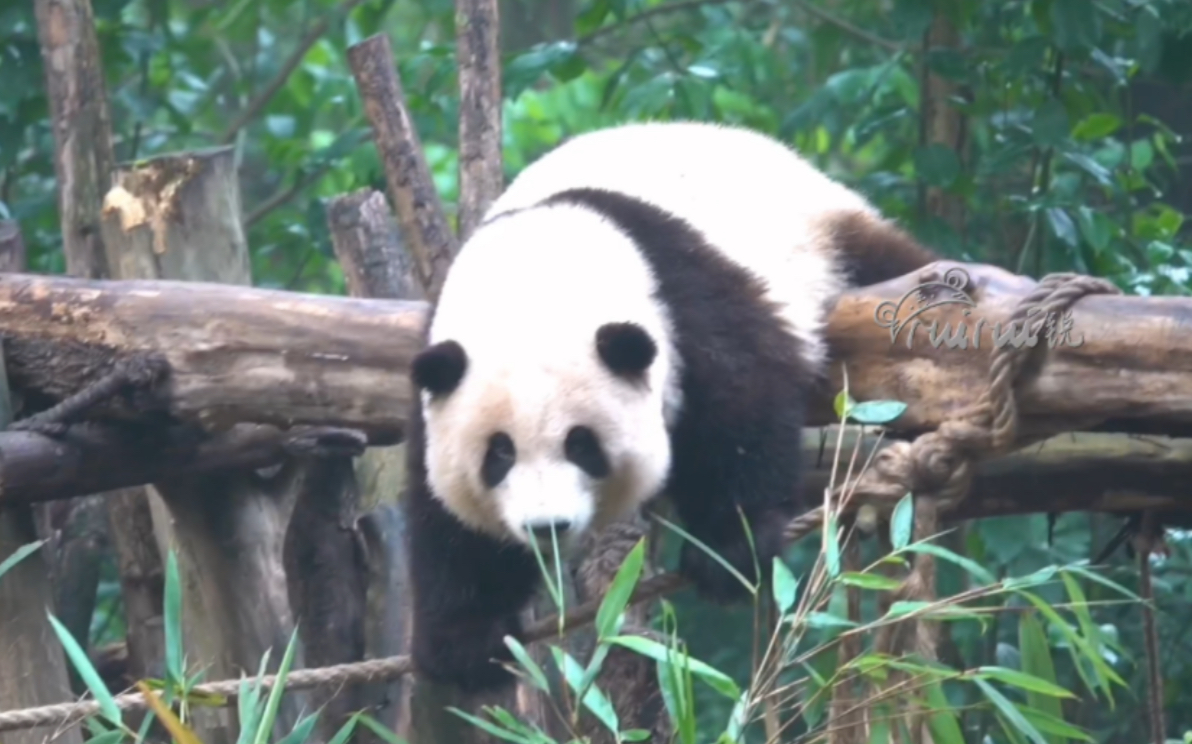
[498,463,595,553]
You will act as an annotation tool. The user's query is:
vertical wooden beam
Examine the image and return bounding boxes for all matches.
[0,222,83,744]
[326,188,420,738]
[348,35,459,301]
[455,0,504,240]
[99,147,303,744]
[35,0,167,691]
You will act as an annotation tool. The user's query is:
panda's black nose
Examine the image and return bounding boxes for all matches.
[526,520,572,540]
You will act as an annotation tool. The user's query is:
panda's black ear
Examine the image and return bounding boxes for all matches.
[412,340,468,396]
[596,322,656,378]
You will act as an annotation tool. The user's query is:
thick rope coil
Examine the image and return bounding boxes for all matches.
[0,273,1121,735]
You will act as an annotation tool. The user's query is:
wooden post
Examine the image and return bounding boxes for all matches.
[98,147,303,743]
[0,222,83,744]
[35,0,167,691]
[348,34,458,300]
[455,0,504,240]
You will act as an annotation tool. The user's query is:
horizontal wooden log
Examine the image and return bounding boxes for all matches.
[0,272,424,442]
[2,260,1191,445]
[804,429,1192,525]
[0,423,367,504]
[812,261,1192,438]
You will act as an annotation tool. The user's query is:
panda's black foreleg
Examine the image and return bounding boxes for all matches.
[405,485,541,693]
[665,394,803,605]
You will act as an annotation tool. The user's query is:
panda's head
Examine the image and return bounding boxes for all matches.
[411,318,672,555]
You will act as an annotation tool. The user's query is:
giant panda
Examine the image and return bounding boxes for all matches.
[404,120,938,692]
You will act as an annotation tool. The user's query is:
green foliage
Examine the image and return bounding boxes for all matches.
[4,0,1192,740]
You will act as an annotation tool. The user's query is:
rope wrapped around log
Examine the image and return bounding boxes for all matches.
[0,272,1122,735]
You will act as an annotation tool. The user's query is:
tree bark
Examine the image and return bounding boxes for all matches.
[455,0,504,240]
[325,188,418,738]
[0,271,423,443]
[5,261,1192,444]
[347,35,458,300]
[0,225,83,744]
[98,146,305,743]
[36,0,175,695]
[34,0,115,281]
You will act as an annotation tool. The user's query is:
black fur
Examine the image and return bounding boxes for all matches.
[412,340,468,397]
[481,432,516,488]
[404,187,938,693]
[405,387,541,692]
[547,187,811,604]
[596,321,657,378]
[565,425,611,479]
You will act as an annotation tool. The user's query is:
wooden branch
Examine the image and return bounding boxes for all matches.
[455,0,503,240]
[348,34,458,299]
[34,0,115,280]
[327,188,423,301]
[811,261,1192,437]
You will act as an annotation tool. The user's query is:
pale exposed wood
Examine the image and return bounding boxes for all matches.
[455,0,504,240]
[347,34,458,300]
[97,146,304,743]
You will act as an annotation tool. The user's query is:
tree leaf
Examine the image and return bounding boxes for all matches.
[771,556,799,613]
[974,677,1050,744]
[594,538,645,640]
[1071,113,1121,141]
[890,492,915,550]
[976,666,1076,699]
[839,571,903,591]
[848,400,908,425]
[608,635,740,700]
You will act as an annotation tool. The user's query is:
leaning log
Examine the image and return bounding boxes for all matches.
[3,261,1192,444]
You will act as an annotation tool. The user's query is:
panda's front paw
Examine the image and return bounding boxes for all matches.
[411,614,520,693]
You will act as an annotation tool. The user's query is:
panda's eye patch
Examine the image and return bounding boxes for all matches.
[564,426,610,479]
[482,432,516,488]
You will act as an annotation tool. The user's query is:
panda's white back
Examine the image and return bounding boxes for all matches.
[486,120,878,369]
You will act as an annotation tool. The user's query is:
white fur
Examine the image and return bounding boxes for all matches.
[425,205,676,548]
[423,121,884,550]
